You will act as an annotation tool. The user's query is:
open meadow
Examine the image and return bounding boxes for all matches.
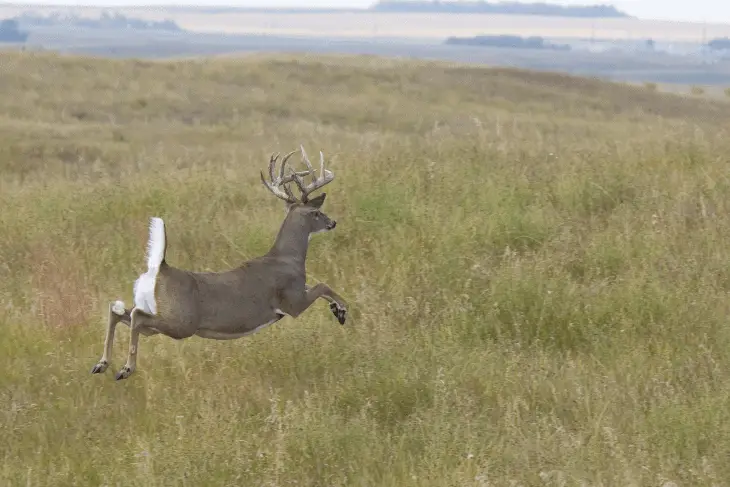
[3,51,730,486]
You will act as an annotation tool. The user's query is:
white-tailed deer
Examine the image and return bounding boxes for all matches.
[91,145,348,381]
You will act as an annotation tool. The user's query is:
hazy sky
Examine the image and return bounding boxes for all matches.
[6,0,730,24]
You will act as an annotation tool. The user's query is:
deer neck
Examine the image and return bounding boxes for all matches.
[269,214,310,262]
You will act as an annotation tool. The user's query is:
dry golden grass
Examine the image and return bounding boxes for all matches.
[2,51,730,486]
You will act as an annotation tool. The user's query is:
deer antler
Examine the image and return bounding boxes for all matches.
[291,145,335,203]
[261,145,334,204]
[260,150,312,204]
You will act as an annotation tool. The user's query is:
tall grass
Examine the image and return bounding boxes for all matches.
[2,51,730,486]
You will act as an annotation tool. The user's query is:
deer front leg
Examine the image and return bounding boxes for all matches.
[91,301,132,375]
[287,283,348,325]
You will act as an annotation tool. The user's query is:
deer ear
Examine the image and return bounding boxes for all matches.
[307,193,326,208]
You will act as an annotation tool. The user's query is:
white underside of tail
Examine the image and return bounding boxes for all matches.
[133,217,166,316]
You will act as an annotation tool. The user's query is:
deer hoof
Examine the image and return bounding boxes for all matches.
[330,302,347,325]
[115,366,133,381]
[91,361,109,374]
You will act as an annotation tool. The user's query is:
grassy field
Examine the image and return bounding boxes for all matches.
[2,51,730,486]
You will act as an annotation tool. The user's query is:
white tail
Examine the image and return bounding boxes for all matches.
[133,217,166,316]
[146,217,166,269]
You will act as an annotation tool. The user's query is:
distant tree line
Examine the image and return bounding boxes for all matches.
[0,19,29,42]
[14,11,182,32]
[372,1,629,18]
[445,35,571,51]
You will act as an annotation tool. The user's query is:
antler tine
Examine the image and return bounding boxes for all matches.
[260,169,295,203]
[290,171,308,198]
[279,149,297,181]
[279,149,314,183]
[296,147,335,202]
[262,151,298,204]
[319,150,333,180]
[281,177,296,201]
[278,149,301,201]
[299,144,316,183]
[268,153,280,182]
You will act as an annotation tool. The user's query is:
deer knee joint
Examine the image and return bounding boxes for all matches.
[111,301,126,316]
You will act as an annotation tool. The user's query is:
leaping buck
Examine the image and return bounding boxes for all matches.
[91,145,348,381]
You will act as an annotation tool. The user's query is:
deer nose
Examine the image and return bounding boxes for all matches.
[327,220,337,230]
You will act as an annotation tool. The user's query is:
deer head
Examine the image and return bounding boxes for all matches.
[261,145,337,237]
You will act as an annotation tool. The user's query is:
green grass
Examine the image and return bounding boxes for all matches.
[3,51,730,486]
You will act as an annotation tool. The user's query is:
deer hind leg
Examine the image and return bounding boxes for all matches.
[115,307,159,381]
[91,301,132,375]
[115,308,196,381]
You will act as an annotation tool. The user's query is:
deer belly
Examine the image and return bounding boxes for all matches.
[194,312,285,340]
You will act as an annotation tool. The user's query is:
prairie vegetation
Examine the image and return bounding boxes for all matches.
[2,51,730,486]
